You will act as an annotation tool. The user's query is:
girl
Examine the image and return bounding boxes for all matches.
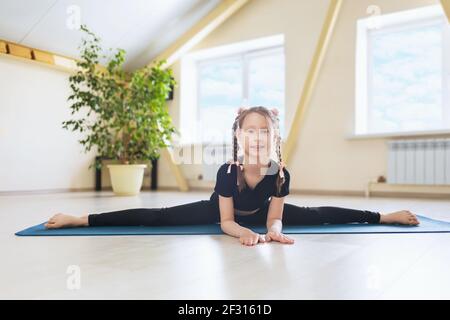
[45,106,419,246]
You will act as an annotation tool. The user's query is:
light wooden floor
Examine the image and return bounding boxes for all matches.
[1,190,450,299]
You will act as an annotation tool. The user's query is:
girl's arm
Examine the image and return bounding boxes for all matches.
[266,196,295,244]
[266,196,284,232]
[218,195,253,238]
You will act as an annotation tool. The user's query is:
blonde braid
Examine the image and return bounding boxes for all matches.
[270,108,286,195]
[228,109,245,191]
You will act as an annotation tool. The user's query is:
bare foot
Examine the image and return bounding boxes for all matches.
[45,213,89,229]
[379,210,420,226]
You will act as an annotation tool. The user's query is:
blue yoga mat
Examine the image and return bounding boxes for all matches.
[14,215,450,236]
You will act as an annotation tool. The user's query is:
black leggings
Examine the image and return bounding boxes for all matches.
[88,199,381,227]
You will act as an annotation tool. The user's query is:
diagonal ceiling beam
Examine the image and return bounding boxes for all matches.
[283,0,343,165]
[440,0,450,21]
[150,0,250,69]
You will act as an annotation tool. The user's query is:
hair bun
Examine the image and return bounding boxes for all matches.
[270,108,279,116]
[237,107,247,115]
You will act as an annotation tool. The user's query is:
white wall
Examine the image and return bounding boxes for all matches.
[0,55,95,192]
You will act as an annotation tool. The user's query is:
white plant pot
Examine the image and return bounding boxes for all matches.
[107,164,147,196]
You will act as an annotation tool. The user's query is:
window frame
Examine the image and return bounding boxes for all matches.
[180,35,285,146]
[355,4,449,136]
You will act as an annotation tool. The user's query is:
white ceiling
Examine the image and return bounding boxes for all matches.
[0,0,221,70]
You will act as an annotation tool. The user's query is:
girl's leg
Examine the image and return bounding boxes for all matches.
[280,203,381,225]
[88,200,219,227]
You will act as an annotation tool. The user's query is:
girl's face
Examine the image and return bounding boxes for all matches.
[236,112,273,164]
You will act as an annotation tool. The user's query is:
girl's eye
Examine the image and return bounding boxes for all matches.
[244,128,269,135]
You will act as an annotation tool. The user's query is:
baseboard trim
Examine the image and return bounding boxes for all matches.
[1,185,449,200]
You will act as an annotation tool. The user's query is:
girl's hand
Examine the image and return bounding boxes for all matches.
[239,229,267,246]
[265,230,295,244]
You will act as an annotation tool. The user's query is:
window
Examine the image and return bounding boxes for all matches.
[180,35,285,145]
[355,5,450,135]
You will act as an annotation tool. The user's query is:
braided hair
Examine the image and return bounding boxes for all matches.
[227,106,286,195]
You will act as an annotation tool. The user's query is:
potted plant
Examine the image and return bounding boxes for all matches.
[62,25,178,196]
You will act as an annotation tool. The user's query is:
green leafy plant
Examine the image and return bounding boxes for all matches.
[62,25,178,170]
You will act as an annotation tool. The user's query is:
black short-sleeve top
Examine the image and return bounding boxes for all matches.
[209,159,290,211]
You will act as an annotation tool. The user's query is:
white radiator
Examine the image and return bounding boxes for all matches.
[387,138,450,185]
